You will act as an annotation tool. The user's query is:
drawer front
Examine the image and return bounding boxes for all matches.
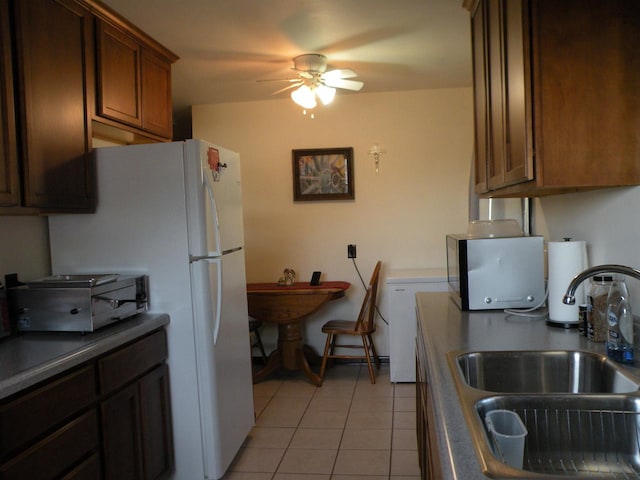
[0,365,96,457]
[61,453,101,480]
[0,409,99,480]
[98,329,167,395]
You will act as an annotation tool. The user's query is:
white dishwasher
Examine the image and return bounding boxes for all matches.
[386,268,448,382]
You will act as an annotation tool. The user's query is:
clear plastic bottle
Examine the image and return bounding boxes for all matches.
[606,278,634,363]
[587,276,613,342]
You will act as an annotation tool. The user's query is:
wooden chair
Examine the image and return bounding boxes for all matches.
[249,318,268,364]
[319,261,382,384]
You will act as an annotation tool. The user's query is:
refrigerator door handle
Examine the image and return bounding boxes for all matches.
[203,164,223,257]
[212,260,223,345]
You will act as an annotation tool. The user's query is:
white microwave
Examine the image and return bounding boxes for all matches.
[446,234,545,311]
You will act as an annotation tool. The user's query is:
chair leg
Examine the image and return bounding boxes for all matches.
[320,333,333,381]
[327,334,338,369]
[362,335,376,384]
[254,328,268,365]
[368,334,381,369]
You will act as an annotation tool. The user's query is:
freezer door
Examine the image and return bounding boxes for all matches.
[189,251,254,479]
[184,140,245,257]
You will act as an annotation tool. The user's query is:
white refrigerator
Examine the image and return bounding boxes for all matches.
[48,139,255,480]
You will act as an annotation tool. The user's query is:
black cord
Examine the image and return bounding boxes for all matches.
[352,258,389,326]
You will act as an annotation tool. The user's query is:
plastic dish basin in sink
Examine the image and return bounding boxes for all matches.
[476,394,640,477]
[455,350,640,394]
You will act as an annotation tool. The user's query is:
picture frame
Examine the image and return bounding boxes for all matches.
[292,147,355,201]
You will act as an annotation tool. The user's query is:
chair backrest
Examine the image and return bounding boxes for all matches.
[354,261,382,333]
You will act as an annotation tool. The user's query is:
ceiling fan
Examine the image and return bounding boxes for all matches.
[261,54,364,110]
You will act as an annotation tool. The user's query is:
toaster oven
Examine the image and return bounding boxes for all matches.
[446,234,545,311]
[10,274,148,333]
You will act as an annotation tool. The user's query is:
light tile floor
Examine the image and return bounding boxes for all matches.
[223,364,420,480]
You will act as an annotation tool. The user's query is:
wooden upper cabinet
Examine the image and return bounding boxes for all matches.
[486,0,506,190]
[470,0,488,193]
[96,19,176,140]
[13,0,95,211]
[97,21,142,129]
[141,48,173,138]
[470,0,640,197]
[502,0,532,187]
[531,0,640,191]
[473,0,533,194]
[0,0,19,207]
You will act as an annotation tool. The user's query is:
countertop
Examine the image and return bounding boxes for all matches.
[416,292,640,480]
[0,313,169,401]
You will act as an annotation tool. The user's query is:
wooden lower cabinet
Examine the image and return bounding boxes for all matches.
[101,365,173,480]
[138,365,174,480]
[101,383,144,480]
[99,330,173,480]
[416,321,442,480]
[62,453,102,480]
[0,329,173,480]
[0,411,99,480]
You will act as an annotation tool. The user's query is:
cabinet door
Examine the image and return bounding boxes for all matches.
[13,0,95,211]
[141,48,173,138]
[486,0,506,189]
[471,0,489,193]
[139,365,174,480]
[0,0,19,207]
[486,0,533,191]
[101,366,174,480]
[502,0,533,186]
[97,21,142,128]
[101,384,144,480]
[416,323,442,479]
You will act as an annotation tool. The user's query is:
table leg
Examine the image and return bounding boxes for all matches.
[252,321,323,386]
[252,349,282,384]
[279,322,322,385]
[296,347,322,386]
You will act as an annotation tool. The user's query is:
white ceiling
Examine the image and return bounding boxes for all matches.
[101,0,472,118]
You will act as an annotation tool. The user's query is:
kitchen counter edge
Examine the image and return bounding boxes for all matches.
[416,291,640,480]
[0,313,170,401]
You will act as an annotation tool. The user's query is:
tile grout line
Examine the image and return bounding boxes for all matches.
[328,364,362,478]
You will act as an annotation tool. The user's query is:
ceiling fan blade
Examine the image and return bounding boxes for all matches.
[322,78,364,91]
[272,81,303,95]
[322,68,358,80]
[257,78,301,83]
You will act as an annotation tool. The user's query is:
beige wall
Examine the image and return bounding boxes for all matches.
[193,87,474,354]
[0,216,50,282]
[533,187,640,311]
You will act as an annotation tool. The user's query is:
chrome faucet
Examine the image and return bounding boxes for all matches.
[563,264,640,305]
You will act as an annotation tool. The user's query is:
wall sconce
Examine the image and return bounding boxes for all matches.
[368,143,386,173]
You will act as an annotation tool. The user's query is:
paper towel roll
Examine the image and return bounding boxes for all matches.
[547,240,588,324]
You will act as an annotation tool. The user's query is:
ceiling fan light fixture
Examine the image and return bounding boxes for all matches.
[293,53,327,73]
[315,84,336,105]
[291,85,316,109]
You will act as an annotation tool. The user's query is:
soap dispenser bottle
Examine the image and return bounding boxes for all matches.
[606,277,634,363]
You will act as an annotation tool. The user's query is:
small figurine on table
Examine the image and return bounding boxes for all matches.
[277,268,296,286]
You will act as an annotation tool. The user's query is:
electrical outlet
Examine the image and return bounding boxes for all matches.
[347,244,357,258]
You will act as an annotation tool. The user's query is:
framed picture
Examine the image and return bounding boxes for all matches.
[292,147,354,201]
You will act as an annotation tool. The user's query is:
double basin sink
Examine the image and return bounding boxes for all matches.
[448,350,640,478]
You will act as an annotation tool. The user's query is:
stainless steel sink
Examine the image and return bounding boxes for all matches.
[455,350,640,394]
[475,395,640,478]
[447,350,640,478]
